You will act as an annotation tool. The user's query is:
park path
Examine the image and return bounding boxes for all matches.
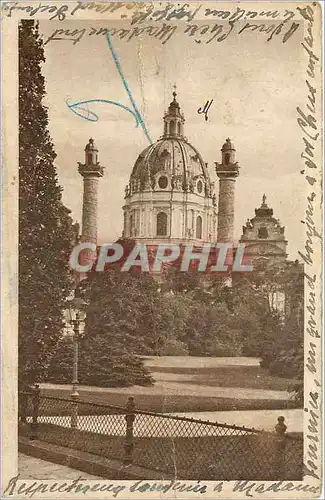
[36,408,303,435]
[144,356,261,368]
[18,453,102,480]
[41,356,290,400]
[41,380,289,401]
[173,409,303,433]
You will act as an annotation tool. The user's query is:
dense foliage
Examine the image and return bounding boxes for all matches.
[47,269,157,387]
[48,256,303,391]
[238,261,304,380]
[19,20,75,385]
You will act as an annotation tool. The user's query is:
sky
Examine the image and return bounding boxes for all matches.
[39,17,306,259]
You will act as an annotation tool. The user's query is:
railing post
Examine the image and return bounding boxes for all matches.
[19,392,28,423]
[70,319,79,429]
[124,396,135,465]
[70,393,79,429]
[30,384,40,440]
[274,415,287,479]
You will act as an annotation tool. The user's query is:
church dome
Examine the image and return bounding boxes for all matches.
[127,91,213,196]
[123,90,217,245]
[130,138,212,193]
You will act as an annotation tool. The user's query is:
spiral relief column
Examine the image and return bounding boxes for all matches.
[78,138,104,244]
[215,138,239,242]
[78,138,104,269]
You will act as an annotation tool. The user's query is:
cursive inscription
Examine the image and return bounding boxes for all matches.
[232,480,319,497]
[198,99,213,121]
[296,3,321,487]
[2,475,321,498]
[2,2,302,46]
[297,5,320,187]
[1,0,304,47]
[3,475,126,497]
[304,390,320,480]
[2,2,69,20]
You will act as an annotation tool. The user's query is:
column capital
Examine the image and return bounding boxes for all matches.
[78,162,104,178]
[215,162,239,178]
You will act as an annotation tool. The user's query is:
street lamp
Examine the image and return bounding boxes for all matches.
[66,296,86,399]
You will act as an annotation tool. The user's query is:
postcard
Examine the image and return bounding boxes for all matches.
[1,1,322,498]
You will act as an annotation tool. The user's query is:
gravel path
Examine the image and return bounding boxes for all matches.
[41,380,290,400]
[18,453,102,480]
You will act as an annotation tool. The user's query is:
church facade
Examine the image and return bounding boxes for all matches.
[77,92,288,270]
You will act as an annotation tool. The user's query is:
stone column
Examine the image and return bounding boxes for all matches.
[81,176,100,244]
[215,139,239,243]
[78,139,104,269]
[217,177,236,242]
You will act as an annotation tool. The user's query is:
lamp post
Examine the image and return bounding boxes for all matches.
[67,296,86,427]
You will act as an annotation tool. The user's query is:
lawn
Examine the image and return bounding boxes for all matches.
[40,357,300,412]
[152,365,299,391]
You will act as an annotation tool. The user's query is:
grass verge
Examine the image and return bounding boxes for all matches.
[40,389,298,413]
[151,365,299,391]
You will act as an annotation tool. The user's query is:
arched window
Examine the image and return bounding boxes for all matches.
[177,122,181,135]
[258,226,268,239]
[170,120,175,135]
[196,215,202,239]
[157,212,168,236]
[197,180,203,194]
[225,153,230,165]
[164,121,168,135]
[87,152,93,165]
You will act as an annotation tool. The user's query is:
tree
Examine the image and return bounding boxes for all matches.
[19,20,75,385]
[233,261,304,403]
[71,270,155,387]
[152,293,190,355]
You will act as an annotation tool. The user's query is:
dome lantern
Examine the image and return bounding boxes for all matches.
[163,87,185,138]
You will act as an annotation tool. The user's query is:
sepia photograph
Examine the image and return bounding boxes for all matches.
[1,1,322,498]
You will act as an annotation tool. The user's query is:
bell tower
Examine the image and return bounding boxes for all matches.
[215,138,239,242]
[240,194,288,266]
[78,138,104,244]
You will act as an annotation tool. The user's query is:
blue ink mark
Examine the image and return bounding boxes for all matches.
[104,29,152,145]
[66,98,140,124]
[66,28,152,145]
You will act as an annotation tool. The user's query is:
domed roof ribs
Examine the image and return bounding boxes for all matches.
[128,90,215,199]
[177,139,189,187]
[184,140,210,185]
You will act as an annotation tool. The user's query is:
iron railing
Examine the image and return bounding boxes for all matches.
[18,388,303,480]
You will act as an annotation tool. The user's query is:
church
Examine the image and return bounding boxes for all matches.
[77,91,288,268]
